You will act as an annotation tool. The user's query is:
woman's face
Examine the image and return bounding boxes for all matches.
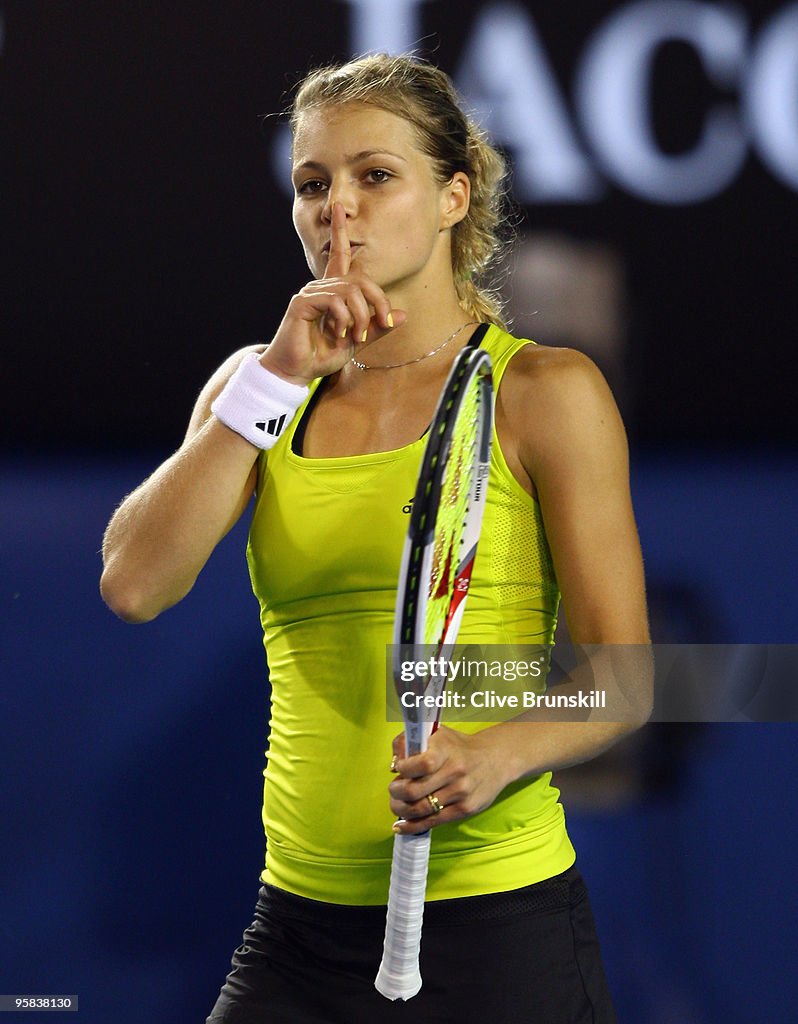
[291,103,465,297]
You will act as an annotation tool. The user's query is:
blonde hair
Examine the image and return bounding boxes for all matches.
[289,54,510,328]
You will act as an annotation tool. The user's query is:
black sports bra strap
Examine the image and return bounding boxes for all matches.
[466,322,490,348]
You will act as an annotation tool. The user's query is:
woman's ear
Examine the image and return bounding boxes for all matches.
[440,171,471,230]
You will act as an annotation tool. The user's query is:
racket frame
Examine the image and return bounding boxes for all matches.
[375,345,494,1001]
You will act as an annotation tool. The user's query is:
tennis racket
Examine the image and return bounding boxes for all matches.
[374,344,494,1001]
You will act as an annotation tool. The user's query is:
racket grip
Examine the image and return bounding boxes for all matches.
[374,830,431,1000]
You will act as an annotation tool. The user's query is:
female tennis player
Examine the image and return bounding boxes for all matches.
[101,54,650,1023]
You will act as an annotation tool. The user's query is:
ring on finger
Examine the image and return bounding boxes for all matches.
[426,792,444,815]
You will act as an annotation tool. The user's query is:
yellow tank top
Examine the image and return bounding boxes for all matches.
[246,325,575,904]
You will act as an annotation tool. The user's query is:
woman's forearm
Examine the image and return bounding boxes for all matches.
[483,644,653,783]
[100,416,258,623]
[483,718,639,787]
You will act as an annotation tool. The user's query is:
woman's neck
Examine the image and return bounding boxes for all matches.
[356,281,472,370]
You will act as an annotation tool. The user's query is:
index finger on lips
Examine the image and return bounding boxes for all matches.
[323,201,351,280]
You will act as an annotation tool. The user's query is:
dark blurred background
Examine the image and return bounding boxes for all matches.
[2,2,797,1022]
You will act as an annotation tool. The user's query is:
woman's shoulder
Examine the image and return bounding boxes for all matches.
[184,343,268,439]
[488,338,628,511]
[495,342,635,524]
[484,326,605,391]
[499,341,614,414]
[496,340,627,476]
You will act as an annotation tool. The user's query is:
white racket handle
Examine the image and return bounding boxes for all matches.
[374,830,431,1000]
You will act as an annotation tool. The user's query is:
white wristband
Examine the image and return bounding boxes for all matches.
[211,352,309,449]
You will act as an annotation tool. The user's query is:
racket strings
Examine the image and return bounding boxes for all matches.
[424,377,481,646]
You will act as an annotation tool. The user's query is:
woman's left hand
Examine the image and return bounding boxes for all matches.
[388,727,511,834]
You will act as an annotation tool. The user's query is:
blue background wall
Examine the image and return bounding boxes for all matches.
[2,452,796,1023]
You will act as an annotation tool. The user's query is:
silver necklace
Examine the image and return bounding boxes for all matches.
[350,322,478,371]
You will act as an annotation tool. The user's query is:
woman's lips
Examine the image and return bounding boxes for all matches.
[321,242,363,255]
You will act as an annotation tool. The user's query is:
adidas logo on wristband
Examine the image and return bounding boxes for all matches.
[211,352,309,450]
[255,414,287,437]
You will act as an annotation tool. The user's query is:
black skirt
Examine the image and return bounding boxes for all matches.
[206,865,617,1024]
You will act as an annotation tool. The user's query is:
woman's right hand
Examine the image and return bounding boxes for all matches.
[259,202,406,385]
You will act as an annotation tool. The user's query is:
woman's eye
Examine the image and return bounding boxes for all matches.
[365,169,392,184]
[296,179,327,195]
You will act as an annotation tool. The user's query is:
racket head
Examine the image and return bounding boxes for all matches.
[392,346,493,745]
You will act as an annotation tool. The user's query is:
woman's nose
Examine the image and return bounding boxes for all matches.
[322,178,356,221]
